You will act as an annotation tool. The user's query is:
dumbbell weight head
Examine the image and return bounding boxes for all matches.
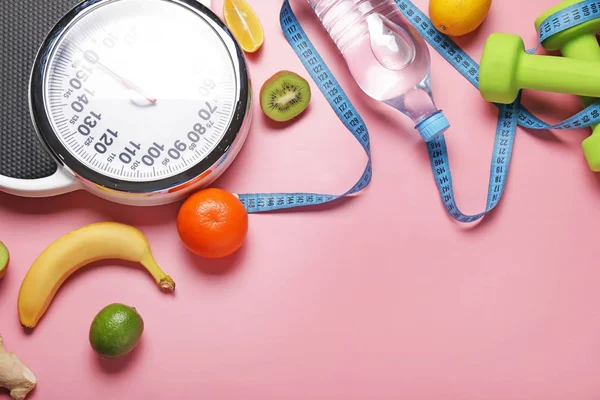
[479,33,525,104]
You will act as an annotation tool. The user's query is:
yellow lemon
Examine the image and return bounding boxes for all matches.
[429,0,492,37]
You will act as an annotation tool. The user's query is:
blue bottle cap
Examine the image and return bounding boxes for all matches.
[415,111,450,142]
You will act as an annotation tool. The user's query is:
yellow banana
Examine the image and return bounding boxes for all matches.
[18,222,175,328]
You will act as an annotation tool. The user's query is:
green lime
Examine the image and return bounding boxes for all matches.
[89,303,144,359]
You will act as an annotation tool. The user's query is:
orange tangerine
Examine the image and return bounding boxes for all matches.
[177,188,248,258]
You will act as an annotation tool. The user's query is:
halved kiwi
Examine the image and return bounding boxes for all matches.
[0,242,8,279]
[260,71,311,122]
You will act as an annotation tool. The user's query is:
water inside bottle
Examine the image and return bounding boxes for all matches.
[366,13,415,71]
[306,0,448,139]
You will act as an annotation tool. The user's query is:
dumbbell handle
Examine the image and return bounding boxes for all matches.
[561,33,600,59]
[517,53,600,98]
[561,33,600,108]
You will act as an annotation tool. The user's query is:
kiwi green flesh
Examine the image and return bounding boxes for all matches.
[261,73,311,122]
[0,242,8,276]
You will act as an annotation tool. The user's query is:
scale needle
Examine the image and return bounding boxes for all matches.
[73,44,157,105]
[95,59,157,105]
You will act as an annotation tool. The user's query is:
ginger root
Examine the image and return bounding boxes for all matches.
[0,335,36,400]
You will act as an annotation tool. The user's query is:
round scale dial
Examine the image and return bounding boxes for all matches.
[39,0,238,183]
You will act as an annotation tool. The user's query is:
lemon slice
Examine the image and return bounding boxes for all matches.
[223,0,264,53]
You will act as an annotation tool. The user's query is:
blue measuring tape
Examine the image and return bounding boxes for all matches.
[238,0,600,223]
[236,2,373,213]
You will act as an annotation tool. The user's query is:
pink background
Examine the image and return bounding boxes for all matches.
[2,0,600,398]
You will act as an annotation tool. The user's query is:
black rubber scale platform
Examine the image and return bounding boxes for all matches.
[1,0,81,179]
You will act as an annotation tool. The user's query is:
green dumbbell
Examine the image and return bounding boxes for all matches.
[535,0,600,171]
[479,33,600,105]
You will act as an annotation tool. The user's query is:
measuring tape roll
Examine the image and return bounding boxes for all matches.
[238,0,600,223]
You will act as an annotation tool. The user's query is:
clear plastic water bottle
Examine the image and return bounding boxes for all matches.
[306,0,449,141]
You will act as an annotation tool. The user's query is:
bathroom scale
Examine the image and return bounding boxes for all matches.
[0,0,257,207]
